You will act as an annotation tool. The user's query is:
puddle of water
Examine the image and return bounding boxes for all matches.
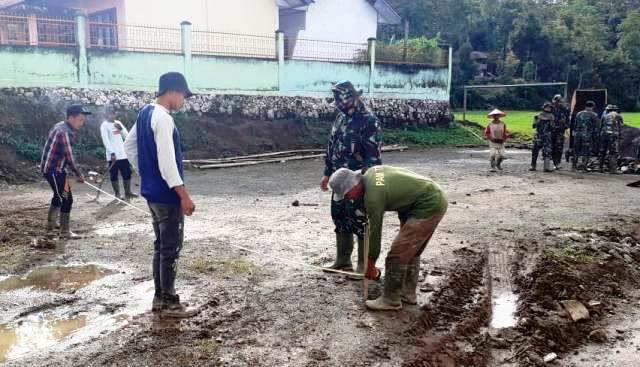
[0,314,87,363]
[491,292,518,328]
[0,265,115,292]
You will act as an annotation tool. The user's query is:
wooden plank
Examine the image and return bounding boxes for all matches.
[197,154,325,169]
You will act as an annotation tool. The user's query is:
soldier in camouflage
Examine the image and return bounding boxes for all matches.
[599,105,624,174]
[320,80,383,278]
[551,95,570,169]
[531,103,555,172]
[571,101,600,171]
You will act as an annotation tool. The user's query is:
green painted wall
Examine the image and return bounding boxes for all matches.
[0,46,450,100]
[88,50,184,89]
[281,60,370,94]
[191,55,278,91]
[373,64,449,101]
[0,47,78,87]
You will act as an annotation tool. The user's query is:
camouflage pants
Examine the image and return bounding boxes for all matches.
[532,132,552,161]
[573,133,593,158]
[551,130,566,165]
[331,198,367,239]
[599,134,620,163]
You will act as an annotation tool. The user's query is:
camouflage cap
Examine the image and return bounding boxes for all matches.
[542,102,553,111]
[606,104,620,111]
[552,94,563,102]
[585,101,595,108]
[331,80,363,101]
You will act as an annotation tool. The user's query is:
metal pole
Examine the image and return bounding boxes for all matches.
[463,87,467,121]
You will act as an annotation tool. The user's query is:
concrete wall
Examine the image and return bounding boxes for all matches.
[281,60,370,94]
[373,64,449,100]
[191,55,278,91]
[0,46,79,87]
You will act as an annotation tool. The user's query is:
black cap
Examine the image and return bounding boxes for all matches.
[585,101,595,108]
[157,72,193,98]
[66,105,92,118]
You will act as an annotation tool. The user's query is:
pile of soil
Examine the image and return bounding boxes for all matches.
[510,227,640,365]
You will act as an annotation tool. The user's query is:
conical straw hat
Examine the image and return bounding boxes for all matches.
[487,109,506,118]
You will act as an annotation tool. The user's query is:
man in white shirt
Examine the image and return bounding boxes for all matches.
[100,107,137,200]
[124,72,197,318]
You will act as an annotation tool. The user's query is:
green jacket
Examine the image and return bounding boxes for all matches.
[363,166,448,259]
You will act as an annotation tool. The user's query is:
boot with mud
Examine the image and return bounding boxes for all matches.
[151,294,163,313]
[490,158,497,172]
[496,158,504,171]
[46,204,60,237]
[401,257,420,305]
[529,150,538,171]
[111,180,121,199]
[543,158,554,172]
[59,212,81,240]
[123,179,138,201]
[348,237,365,280]
[365,260,406,311]
[323,233,353,272]
[579,157,590,172]
[609,158,619,174]
[160,294,199,318]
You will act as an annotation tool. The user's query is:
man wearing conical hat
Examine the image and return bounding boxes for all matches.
[484,109,510,172]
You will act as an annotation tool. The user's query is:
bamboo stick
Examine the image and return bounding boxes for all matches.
[363,225,370,300]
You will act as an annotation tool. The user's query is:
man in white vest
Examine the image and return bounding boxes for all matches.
[100,107,137,200]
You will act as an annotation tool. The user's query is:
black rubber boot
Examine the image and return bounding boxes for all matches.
[59,212,81,240]
[497,158,504,171]
[401,257,420,305]
[46,204,60,234]
[323,233,354,272]
[609,157,619,174]
[123,179,138,200]
[490,158,497,172]
[348,237,365,280]
[111,180,120,198]
[530,149,538,171]
[365,260,406,311]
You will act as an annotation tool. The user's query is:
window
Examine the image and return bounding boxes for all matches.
[89,8,117,48]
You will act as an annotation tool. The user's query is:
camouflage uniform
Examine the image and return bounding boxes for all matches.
[551,102,570,166]
[531,111,554,169]
[325,104,383,238]
[599,110,624,173]
[573,110,599,159]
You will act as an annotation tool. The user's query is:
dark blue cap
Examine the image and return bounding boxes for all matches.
[157,72,193,98]
[66,105,92,118]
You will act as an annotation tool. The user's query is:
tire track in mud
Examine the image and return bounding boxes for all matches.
[364,247,492,367]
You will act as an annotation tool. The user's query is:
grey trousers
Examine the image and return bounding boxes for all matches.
[148,202,184,297]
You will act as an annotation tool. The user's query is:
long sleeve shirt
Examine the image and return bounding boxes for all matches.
[363,166,448,259]
[40,121,81,176]
[324,109,382,177]
[124,103,184,189]
[100,120,129,161]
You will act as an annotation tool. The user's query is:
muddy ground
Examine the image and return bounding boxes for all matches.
[1,147,640,367]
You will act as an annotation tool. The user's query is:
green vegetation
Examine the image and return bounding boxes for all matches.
[544,244,596,264]
[462,110,640,139]
[384,126,484,146]
[188,256,270,277]
[386,0,640,111]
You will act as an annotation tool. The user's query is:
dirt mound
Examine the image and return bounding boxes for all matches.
[512,227,640,365]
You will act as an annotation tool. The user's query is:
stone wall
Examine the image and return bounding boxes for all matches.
[2,87,453,129]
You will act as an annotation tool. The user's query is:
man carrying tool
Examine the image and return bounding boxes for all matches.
[40,105,90,239]
[329,166,448,311]
[320,80,383,278]
[124,72,198,318]
[100,107,138,201]
[551,94,570,170]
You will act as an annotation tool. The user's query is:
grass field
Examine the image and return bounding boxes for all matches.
[460,110,640,139]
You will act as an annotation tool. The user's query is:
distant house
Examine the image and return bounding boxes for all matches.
[279,0,401,61]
